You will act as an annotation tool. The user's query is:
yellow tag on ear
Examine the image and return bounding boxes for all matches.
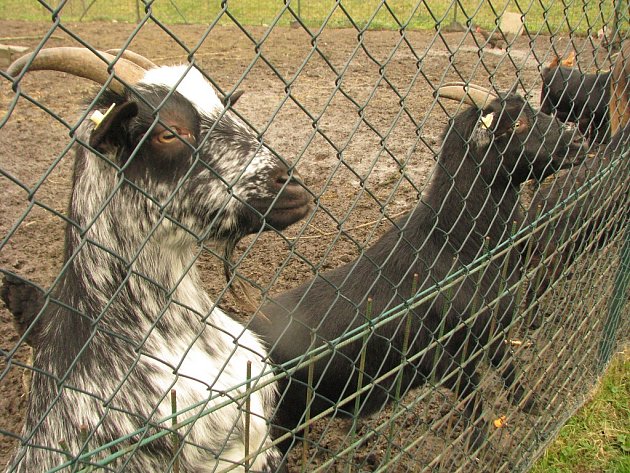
[493,415,508,428]
[481,112,494,129]
[90,103,116,129]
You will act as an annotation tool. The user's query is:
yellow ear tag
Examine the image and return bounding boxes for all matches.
[493,415,508,428]
[90,103,116,129]
[481,112,494,129]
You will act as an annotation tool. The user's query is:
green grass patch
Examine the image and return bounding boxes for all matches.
[0,0,624,35]
[532,351,630,473]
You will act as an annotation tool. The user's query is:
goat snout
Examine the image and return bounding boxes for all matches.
[244,165,311,232]
[269,166,310,205]
[271,165,304,190]
[562,121,578,133]
[551,123,588,168]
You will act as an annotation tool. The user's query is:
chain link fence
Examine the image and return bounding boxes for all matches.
[0,1,628,472]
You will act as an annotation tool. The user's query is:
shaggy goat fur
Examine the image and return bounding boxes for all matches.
[4,54,310,472]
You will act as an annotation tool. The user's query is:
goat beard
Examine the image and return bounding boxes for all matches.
[221,238,270,322]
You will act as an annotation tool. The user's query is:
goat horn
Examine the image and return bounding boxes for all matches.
[7,47,146,95]
[437,82,498,109]
[104,49,157,70]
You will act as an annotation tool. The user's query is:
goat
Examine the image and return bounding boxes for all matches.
[523,124,629,321]
[540,55,611,144]
[3,47,311,473]
[523,44,630,319]
[523,44,630,320]
[250,83,588,454]
[610,41,630,135]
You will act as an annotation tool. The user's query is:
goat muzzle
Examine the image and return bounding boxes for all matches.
[248,167,311,232]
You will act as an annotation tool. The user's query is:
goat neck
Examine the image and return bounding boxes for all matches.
[423,110,520,257]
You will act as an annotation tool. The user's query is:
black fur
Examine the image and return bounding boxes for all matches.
[524,123,630,323]
[252,94,588,454]
[540,65,611,144]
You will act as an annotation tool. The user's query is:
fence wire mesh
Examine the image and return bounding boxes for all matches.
[0,1,628,472]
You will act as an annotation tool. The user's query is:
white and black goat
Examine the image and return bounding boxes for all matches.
[250,84,588,453]
[4,47,310,472]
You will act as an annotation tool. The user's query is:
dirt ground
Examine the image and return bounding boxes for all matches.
[0,19,626,472]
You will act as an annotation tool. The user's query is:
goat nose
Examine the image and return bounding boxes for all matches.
[273,166,303,188]
[566,123,580,136]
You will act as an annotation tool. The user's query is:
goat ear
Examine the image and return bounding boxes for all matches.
[222,90,244,108]
[89,102,139,152]
[562,51,576,67]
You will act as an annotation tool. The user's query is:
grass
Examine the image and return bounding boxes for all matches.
[0,0,625,35]
[531,350,630,473]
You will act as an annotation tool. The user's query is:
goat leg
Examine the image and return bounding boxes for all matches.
[447,364,487,453]
[0,274,44,346]
[487,336,540,413]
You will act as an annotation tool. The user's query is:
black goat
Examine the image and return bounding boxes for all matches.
[523,123,630,321]
[3,47,311,472]
[540,57,611,144]
[523,46,630,319]
[250,84,588,454]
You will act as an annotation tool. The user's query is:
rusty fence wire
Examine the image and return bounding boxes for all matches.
[0,1,629,472]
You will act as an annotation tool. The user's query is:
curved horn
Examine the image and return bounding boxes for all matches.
[7,47,146,95]
[105,49,157,70]
[437,82,498,109]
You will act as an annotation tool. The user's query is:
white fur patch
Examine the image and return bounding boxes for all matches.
[141,65,223,117]
[471,126,492,147]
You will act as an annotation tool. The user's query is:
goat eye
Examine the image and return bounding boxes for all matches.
[156,129,179,144]
[153,127,194,145]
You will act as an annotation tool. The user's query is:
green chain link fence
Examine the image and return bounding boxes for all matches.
[0,1,628,472]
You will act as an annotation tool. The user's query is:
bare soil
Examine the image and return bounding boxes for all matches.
[0,19,626,472]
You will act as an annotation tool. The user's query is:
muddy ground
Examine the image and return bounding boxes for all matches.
[0,19,627,472]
